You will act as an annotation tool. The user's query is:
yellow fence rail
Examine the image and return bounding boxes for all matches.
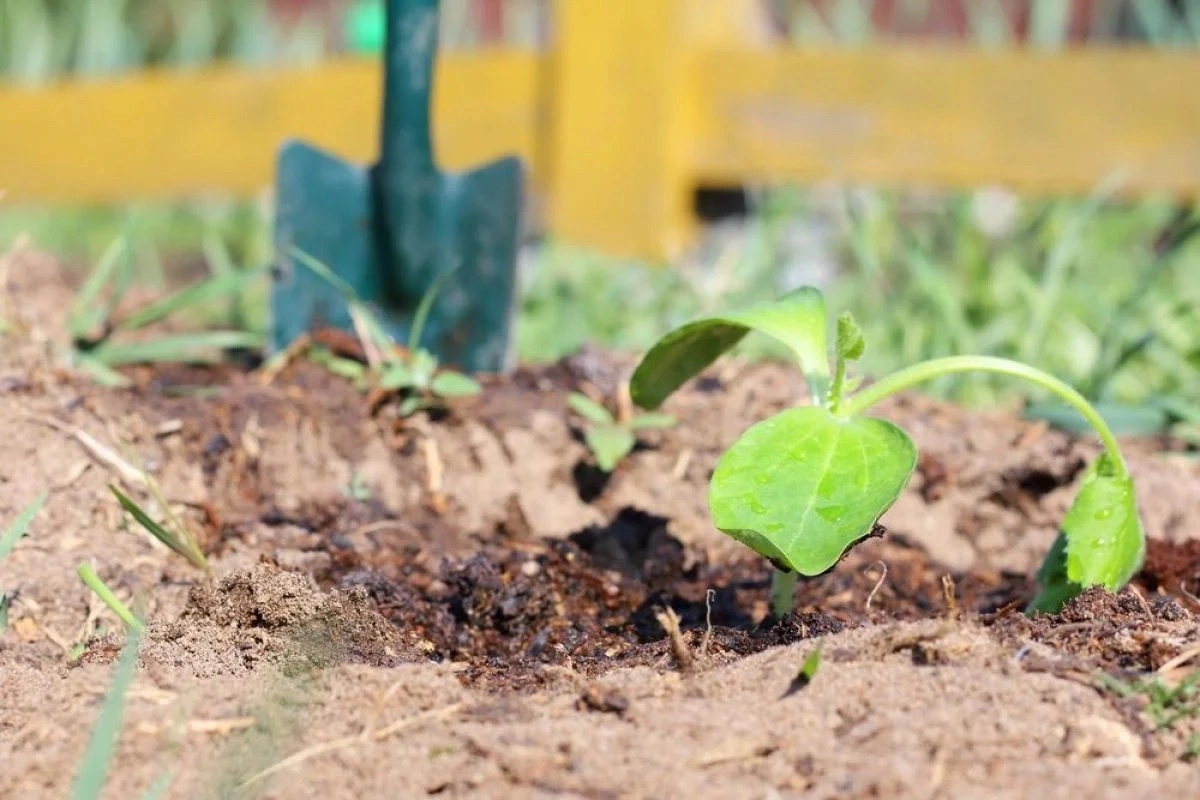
[2,0,1198,262]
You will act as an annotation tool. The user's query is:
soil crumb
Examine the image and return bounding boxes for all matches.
[83,564,424,676]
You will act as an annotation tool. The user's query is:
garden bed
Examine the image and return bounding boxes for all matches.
[2,247,1199,798]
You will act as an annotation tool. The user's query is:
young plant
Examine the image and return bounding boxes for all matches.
[77,562,145,634]
[629,287,1144,617]
[567,390,676,472]
[0,493,48,630]
[110,484,209,573]
[66,232,264,387]
[288,247,481,418]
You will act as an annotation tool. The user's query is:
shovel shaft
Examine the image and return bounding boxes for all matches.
[379,0,438,179]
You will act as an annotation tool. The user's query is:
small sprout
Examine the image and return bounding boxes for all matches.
[0,493,47,631]
[345,472,372,502]
[1098,670,1200,733]
[110,484,208,572]
[290,247,481,418]
[782,644,823,697]
[630,287,1144,617]
[66,230,264,386]
[567,391,676,473]
[77,563,144,634]
[70,623,142,800]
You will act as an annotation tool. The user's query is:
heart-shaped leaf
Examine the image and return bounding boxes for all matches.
[1029,454,1144,612]
[709,407,917,575]
[1063,454,1144,589]
[630,287,830,411]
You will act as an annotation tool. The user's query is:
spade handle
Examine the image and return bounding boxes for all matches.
[378,0,439,181]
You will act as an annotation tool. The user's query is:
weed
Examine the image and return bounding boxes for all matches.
[110,484,209,573]
[630,287,1143,616]
[287,247,481,418]
[567,390,676,472]
[76,562,144,634]
[65,231,264,387]
[1099,669,1200,751]
[68,624,143,800]
[0,492,47,630]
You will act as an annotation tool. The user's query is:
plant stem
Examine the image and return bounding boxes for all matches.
[770,569,798,618]
[829,355,847,413]
[839,355,1129,478]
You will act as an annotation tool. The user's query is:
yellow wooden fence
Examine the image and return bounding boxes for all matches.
[2,0,1199,262]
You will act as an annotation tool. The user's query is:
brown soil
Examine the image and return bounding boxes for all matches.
[2,244,1200,798]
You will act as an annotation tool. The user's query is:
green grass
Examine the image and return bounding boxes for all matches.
[0,493,48,631]
[1,0,1197,427]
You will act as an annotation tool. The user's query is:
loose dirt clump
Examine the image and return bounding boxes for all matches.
[136,563,421,677]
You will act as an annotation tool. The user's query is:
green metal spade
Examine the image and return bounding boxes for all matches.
[270,0,523,373]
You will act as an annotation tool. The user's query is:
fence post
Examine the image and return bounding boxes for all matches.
[547,0,694,262]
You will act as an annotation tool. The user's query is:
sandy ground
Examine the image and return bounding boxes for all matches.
[1,244,1199,799]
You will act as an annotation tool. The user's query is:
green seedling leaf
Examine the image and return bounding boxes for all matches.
[782,644,822,697]
[430,370,481,398]
[69,235,128,342]
[73,355,134,388]
[709,406,916,575]
[70,624,142,800]
[836,311,865,361]
[585,425,637,473]
[407,266,460,353]
[309,347,368,384]
[289,245,360,302]
[1029,454,1145,613]
[0,492,46,561]
[567,392,615,425]
[1061,454,1144,590]
[1028,531,1079,613]
[109,485,207,571]
[114,267,267,332]
[378,360,417,390]
[397,395,425,418]
[77,563,144,633]
[629,412,677,431]
[409,348,439,389]
[89,330,264,367]
[630,287,830,410]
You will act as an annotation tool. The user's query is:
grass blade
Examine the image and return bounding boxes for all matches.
[77,563,144,633]
[289,245,361,302]
[90,330,265,367]
[115,267,267,332]
[0,492,47,561]
[109,484,207,571]
[69,624,142,800]
[408,265,460,353]
[567,392,615,425]
[68,234,127,341]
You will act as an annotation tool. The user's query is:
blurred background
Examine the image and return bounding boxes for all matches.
[0,0,1197,421]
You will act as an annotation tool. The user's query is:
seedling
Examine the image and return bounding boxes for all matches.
[629,287,1144,617]
[1098,670,1200,734]
[70,623,142,800]
[567,390,676,472]
[65,232,265,388]
[77,562,144,634]
[285,247,481,418]
[0,493,47,630]
[110,484,209,572]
